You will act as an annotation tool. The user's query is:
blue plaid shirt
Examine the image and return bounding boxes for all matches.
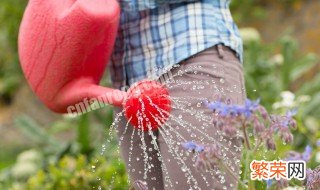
[110,0,243,90]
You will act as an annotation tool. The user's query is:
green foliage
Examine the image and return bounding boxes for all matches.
[14,115,64,152]
[243,34,320,117]
[26,155,128,190]
[0,154,128,190]
[1,109,127,189]
[0,0,26,103]
[240,33,320,189]
[230,0,268,23]
[0,106,126,189]
[230,0,303,23]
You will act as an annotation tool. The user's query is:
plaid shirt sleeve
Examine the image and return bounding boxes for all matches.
[118,0,200,11]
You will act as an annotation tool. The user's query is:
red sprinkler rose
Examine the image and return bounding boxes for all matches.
[124,80,171,131]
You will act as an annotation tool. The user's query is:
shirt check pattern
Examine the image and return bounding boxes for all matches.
[110,0,243,89]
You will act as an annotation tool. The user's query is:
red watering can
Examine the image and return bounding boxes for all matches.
[18,0,170,131]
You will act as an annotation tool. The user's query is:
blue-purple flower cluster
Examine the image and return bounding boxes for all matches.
[306,166,320,190]
[285,145,320,190]
[181,98,320,189]
[206,99,260,118]
[265,178,289,189]
[182,142,222,171]
[286,145,312,162]
[182,142,205,153]
[206,99,297,151]
[265,145,313,189]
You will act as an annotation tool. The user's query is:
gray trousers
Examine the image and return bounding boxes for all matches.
[115,45,246,190]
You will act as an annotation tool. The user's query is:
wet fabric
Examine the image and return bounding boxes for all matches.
[114,45,246,189]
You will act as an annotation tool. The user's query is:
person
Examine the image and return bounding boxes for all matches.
[110,0,246,189]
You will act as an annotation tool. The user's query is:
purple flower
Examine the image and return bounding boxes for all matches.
[207,98,261,119]
[195,145,205,152]
[275,179,289,189]
[266,138,276,151]
[183,142,223,171]
[286,145,312,162]
[182,142,197,150]
[253,117,265,134]
[306,166,320,190]
[219,106,231,116]
[316,140,320,147]
[286,109,298,118]
[207,98,295,152]
[222,124,237,137]
[206,101,225,113]
[264,178,288,189]
[195,144,222,171]
[271,111,297,130]
[282,133,294,144]
[265,179,273,188]
[270,113,296,144]
[241,99,260,118]
[302,145,312,161]
[289,119,297,129]
[182,142,204,153]
[258,106,269,120]
[286,151,303,161]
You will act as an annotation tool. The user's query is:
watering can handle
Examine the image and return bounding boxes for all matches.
[19,0,127,113]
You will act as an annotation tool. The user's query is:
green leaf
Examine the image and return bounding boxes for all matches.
[302,92,320,117]
[14,115,62,150]
[290,55,318,82]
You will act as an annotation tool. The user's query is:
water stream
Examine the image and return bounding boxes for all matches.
[94,65,244,190]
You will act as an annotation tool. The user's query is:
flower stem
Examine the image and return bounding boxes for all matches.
[243,150,251,188]
[252,139,262,153]
[217,160,248,189]
[242,123,251,150]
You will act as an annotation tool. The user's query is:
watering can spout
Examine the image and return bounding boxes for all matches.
[19,0,125,113]
[55,79,127,113]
